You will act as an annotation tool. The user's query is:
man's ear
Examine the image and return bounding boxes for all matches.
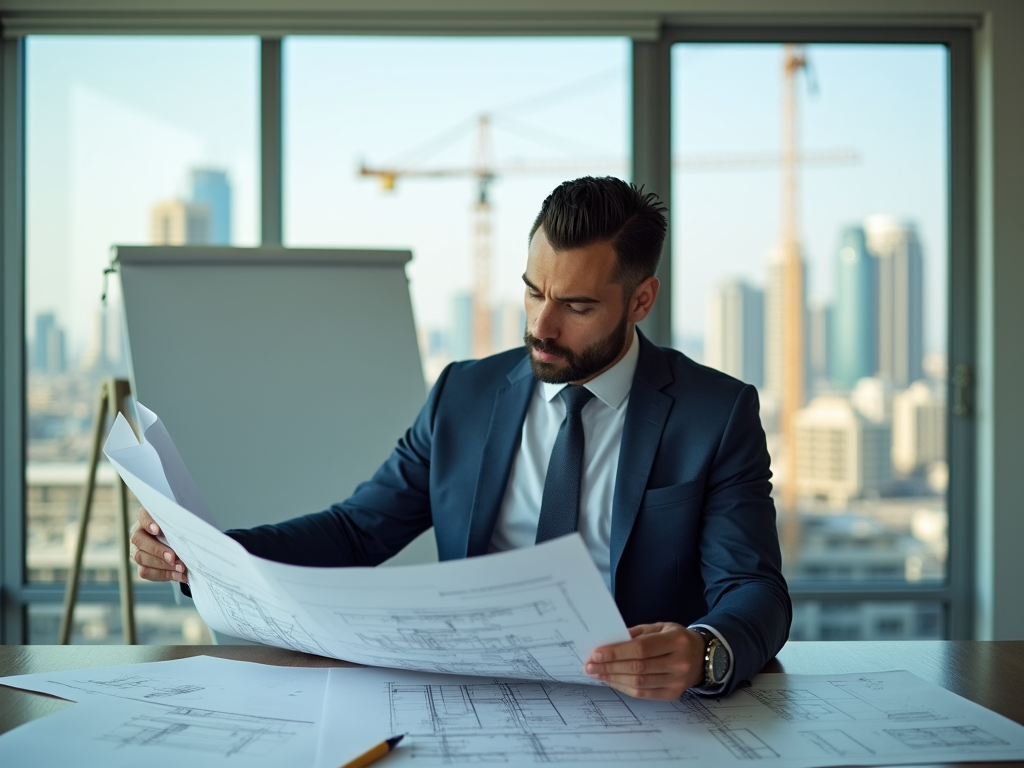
[629,277,660,323]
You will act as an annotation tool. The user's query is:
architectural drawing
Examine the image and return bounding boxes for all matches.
[98,705,313,757]
[301,578,604,682]
[198,573,335,657]
[884,725,1010,750]
[57,674,212,701]
[798,729,875,757]
[710,727,780,759]
[386,680,689,764]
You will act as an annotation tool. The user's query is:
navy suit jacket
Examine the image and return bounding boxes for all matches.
[232,331,791,694]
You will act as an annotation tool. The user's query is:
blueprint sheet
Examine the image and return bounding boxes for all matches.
[0,656,328,768]
[103,405,630,684]
[316,667,1024,768]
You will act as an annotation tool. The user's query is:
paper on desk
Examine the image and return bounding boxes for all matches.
[103,406,630,684]
[315,666,1024,768]
[0,655,330,768]
[0,655,327,719]
[0,692,322,768]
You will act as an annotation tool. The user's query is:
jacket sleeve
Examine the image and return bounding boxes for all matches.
[693,383,792,695]
[224,364,454,567]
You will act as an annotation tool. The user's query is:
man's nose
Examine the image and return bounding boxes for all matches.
[531,301,559,340]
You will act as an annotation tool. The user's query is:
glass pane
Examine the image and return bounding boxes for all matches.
[28,603,212,645]
[671,45,949,602]
[791,600,944,641]
[284,37,630,384]
[24,34,259,644]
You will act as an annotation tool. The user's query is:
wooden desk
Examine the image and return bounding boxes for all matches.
[1,641,1022,766]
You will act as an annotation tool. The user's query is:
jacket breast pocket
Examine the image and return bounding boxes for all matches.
[640,476,706,511]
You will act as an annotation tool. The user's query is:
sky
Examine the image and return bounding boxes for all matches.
[25,36,947,358]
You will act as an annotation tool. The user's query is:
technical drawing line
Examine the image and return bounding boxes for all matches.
[98,706,313,757]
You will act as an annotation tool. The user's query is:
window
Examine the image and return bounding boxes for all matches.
[671,42,951,638]
[284,37,629,384]
[23,36,259,642]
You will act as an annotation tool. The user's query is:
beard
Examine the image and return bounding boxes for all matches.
[524,310,630,384]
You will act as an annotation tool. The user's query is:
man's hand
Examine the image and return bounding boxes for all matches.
[584,622,705,700]
[129,507,188,583]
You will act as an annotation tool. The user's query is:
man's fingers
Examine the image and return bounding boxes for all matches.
[590,624,676,664]
[137,565,187,583]
[133,549,184,573]
[137,506,161,536]
[130,523,180,563]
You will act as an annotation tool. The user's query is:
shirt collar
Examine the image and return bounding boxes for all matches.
[540,327,639,410]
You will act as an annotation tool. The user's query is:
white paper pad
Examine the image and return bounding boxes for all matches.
[103,404,630,684]
[316,666,1024,768]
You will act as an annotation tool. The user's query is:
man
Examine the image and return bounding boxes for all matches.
[132,176,791,701]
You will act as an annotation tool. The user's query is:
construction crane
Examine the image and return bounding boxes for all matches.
[779,44,811,564]
[359,113,855,360]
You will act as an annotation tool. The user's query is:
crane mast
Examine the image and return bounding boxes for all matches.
[780,44,808,562]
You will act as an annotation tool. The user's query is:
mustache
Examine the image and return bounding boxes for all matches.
[524,332,574,360]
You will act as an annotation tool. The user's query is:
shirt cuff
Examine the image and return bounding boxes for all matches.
[688,623,734,696]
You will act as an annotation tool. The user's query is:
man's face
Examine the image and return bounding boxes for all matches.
[523,228,634,385]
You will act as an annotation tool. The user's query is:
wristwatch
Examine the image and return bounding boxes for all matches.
[692,627,731,688]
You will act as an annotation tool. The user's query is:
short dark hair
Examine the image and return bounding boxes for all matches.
[529,176,668,297]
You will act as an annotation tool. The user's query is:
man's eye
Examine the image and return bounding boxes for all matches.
[566,305,590,316]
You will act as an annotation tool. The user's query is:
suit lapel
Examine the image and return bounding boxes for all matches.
[609,333,674,592]
[464,355,536,557]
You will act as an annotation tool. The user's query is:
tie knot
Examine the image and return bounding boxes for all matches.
[559,385,595,417]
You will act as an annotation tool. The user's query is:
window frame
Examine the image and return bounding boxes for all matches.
[659,24,975,640]
[0,21,975,643]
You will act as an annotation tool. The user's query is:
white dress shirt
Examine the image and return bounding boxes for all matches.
[488,327,734,693]
[489,328,638,589]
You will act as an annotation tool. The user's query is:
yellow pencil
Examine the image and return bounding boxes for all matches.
[339,734,405,768]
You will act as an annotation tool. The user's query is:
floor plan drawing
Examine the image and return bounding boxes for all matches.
[884,725,1010,750]
[98,705,313,758]
[385,679,690,764]
[315,667,1024,768]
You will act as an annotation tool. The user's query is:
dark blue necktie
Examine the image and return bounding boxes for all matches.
[535,385,596,544]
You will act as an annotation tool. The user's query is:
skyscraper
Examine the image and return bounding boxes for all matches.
[33,312,66,374]
[830,226,876,390]
[764,246,807,400]
[706,279,764,388]
[190,168,232,245]
[150,200,211,245]
[866,216,924,388]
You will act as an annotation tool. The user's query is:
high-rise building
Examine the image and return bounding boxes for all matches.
[794,395,892,505]
[705,279,764,388]
[764,247,807,400]
[150,199,211,245]
[807,300,831,397]
[866,216,924,388]
[892,381,946,475]
[830,225,876,389]
[32,313,66,374]
[80,305,109,371]
[190,168,232,245]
